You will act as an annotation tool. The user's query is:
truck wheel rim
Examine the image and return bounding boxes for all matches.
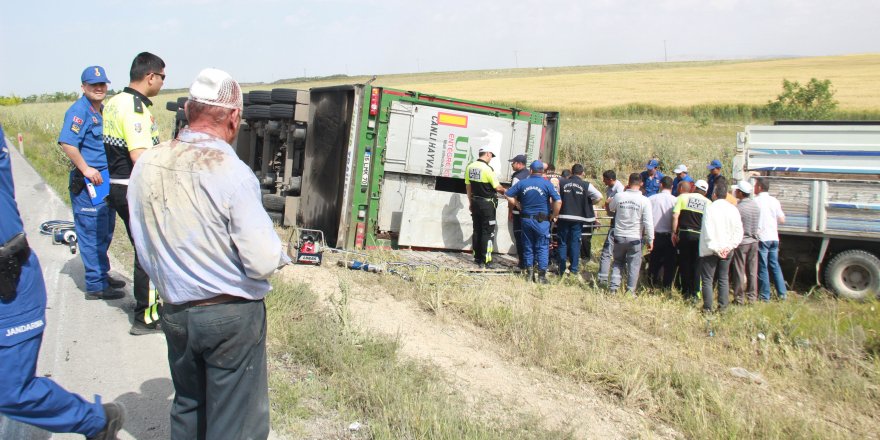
[842,265,870,292]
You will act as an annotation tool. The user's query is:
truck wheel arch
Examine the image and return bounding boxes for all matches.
[824,249,880,300]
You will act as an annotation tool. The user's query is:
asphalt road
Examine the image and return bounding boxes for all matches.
[1,142,172,439]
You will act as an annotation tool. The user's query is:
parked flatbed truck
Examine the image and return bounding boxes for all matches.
[733,122,880,299]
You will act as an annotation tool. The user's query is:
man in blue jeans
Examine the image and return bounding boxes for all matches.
[556,164,602,277]
[753,177,788,300]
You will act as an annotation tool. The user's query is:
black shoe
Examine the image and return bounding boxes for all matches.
[526,268,535,282]
[537,270,549,284]
[484,261,495,270]
[129,322,162,336]
[87,402,126,440]
[85,288,125,301]
[107,275,126,289]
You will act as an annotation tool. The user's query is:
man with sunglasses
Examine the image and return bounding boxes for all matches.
[103,51,166,335]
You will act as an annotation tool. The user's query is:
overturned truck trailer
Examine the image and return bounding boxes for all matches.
[300,85,559,251]
[169,85,560,252]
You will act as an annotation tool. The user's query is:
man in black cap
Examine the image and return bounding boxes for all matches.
[508,154,529,269]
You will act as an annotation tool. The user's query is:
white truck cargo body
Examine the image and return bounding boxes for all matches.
[734,123,880,299]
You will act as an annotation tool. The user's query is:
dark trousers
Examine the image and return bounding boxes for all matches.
[108,183,158,325]
[700,254,732,312]
[556,220,582,274]
[732,242,759,304]
[0,334,106,437]
[162,299,269,440]
[649,233,676,288]
[512,214,525,268]
[470,198,496,264]
[580,222,594,261]
[677,231,701,299]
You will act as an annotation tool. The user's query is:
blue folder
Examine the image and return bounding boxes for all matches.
[84,169,111,206]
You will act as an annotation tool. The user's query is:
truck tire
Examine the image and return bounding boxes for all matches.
[242,92,251,106]
[269,104,294,119]
[249,90,273,105]
[267,211,283,225]
[166,101,179,112]
[177,97,188,108]
[262,194,286,212]
[243,105,271,120]
[271,88,298,104]
[824,250,880,300]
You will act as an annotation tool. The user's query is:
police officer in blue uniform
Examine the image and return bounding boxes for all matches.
[639,159,664,197]
[505,160,562,284]
[0,124,125,439]
[58,66,124,299]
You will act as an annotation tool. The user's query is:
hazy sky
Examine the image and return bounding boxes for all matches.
[1,0,878,96]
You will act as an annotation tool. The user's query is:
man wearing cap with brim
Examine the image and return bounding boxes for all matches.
[671,178,711,300]
[706,159,724,199]
[465,140,506,269]
[640,159,665,197]
[128,68,290,439]
[505,160,562,283]
[508,154,530,269]
[731,180,760,304]
[103,51,166,335]
[58,66,125,300]
[671,164,694,196]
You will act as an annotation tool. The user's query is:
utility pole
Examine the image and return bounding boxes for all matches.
[514,50,519,68]
[417,58,421,73]
[664,40,668,62]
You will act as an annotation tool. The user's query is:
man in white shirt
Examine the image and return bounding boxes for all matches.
[648,176,677,288]
[699,184,743,313]
[608,173,654,294]
[597,170,626,285]
[753,177,788,301]
[128,69,290,439]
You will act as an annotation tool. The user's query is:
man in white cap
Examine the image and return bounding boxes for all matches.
[671,164,693,196]
[465,142,505,268]
[731,180,760,304]
[128,68,290,439]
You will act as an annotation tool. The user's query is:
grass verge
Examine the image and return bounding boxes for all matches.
[265,278,570,439]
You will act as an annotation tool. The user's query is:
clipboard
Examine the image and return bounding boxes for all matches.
[84,169,110,206]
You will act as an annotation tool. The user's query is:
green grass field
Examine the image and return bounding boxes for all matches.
[2,54,878,439]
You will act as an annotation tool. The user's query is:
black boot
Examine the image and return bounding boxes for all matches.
[538,270,549,284]
[526,267,535,283]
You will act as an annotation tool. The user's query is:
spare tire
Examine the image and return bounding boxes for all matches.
[262,194,286,212]
[824,249,880,300]
[249,90,273,105]
[271,88,299,104]
[243,105,271,120]
[269,104,294,119]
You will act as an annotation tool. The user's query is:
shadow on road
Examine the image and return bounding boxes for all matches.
[115,377,174,440]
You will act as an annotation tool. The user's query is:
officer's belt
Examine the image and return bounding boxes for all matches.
[521,213,549,222]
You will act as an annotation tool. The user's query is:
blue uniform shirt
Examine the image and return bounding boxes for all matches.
[58,95,106,169]
[505,175,560,216]
[0,124,47,346]
[672,174,694,196]
[640,169,665,197]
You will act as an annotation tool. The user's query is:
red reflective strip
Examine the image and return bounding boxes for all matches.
[355,222,366,248]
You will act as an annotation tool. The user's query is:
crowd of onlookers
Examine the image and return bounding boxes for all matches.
[493,155,789,313]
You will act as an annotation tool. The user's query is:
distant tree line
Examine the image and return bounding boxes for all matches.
[0,90,122,106]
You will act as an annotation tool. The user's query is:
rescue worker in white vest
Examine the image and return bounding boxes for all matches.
[465,143,505,269]
[556,163,602,277]
[508,154,530,270]
[505,160,562,284]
